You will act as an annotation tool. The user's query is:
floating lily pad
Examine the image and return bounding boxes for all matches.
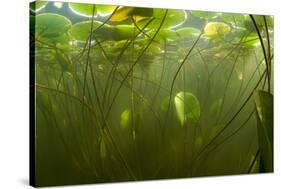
[241,33,259,47]
[204,22,231,37]
[30,1,48,12]
[114,25,135,41]
[221,14,246,27]
[147,28,177,42]
[69,3,117,17]
[68,21,113,41]
[35,13,72,38]
[174,91,200,127]
[110,6,153,22]
[137,9,187,30]
[192,11,219,19]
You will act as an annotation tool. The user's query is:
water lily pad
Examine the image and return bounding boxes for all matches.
[114,25,135,41]
[119,108,141,130]
[241,33,259,47]
[221,14,246,27]
[120,109,132,129]
[137,9,187,30]
[69,3,117,17]
[204,22,231,37]
[68,21,113,41]
[176,27,201,39]
[110,6,153,22]
[192,11,219,19]
[174,91,200,127]
[35,13,72,38]
[147,28,177,42]
[30,1,48,12]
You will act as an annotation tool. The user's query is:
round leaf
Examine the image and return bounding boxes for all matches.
[68,21,112,41]
[174,91,200,126]
[69,3,117,17]
[36,13,72,38]
[137,9,187,30]
[204,22,231,37]
[192,11,219,19]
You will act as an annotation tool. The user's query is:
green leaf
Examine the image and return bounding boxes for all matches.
[147,28,177,42]
[241,33,259,47]
[254,90,273,172]
[176,27,201,39]
[191,11,219,19]
[69,3,117,17]
[68,20,113,41]
[96,5,118,16]
[204,22,231,37]
[120,109,133,129]
[137,9,187,30]
[35,13,72,38]
[174,91,200,127]
[114,25,135,41]
[220,13,246,27]
[119,108,141,135]
[110,7,153,22]
[30,1,48,12]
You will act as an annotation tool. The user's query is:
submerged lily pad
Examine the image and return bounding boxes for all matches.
[120,109,132,129]
[204,22,231,37]
[254,90,273,172]
[69,3,117,17]
[35,13,72,38]
[119,108,141,130]
[174,91,200,127]
[30,1,48,12]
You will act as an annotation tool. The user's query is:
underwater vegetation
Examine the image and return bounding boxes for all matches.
[30,1,274,187]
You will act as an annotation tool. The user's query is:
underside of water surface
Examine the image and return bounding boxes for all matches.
[30,1,274,187]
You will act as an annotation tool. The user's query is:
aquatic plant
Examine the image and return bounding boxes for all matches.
[31,1,274,186]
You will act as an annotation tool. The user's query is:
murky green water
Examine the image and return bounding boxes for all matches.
[30,1,274,187]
